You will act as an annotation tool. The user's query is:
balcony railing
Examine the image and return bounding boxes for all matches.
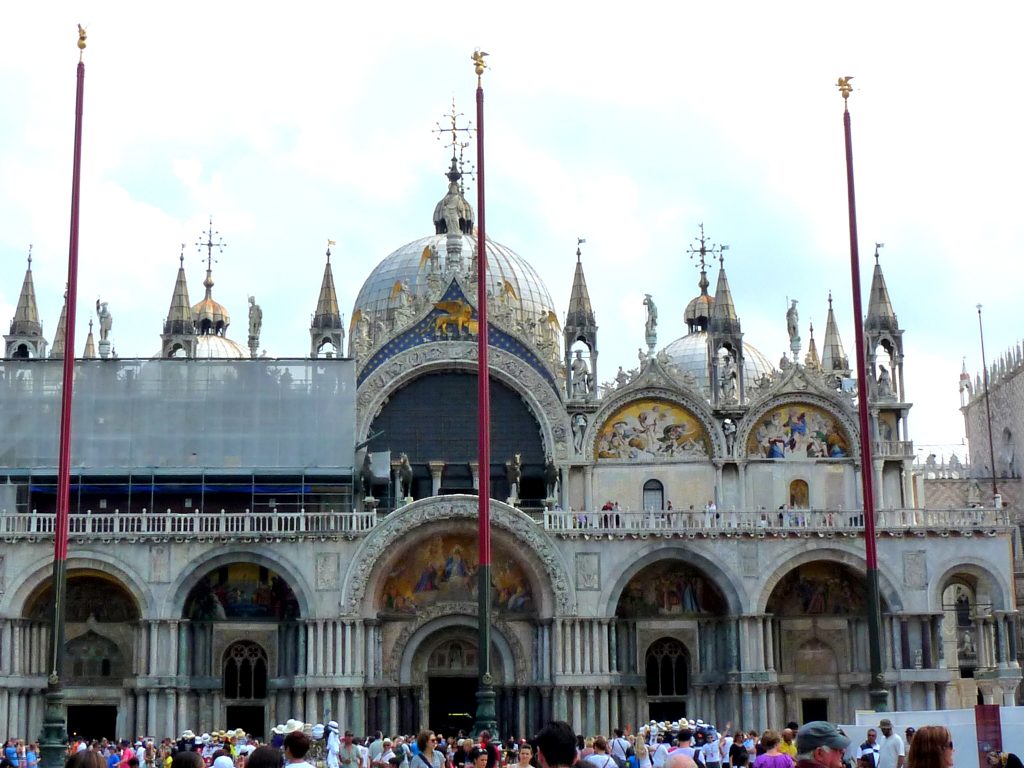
[872,440,915,458]
[0,508,378,540]
[0,504,1010,542]
[541,507,1012,535]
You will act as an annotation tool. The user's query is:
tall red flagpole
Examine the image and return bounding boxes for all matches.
[40,26,87,767]
[838,76,888,712]
[471,48,498,737]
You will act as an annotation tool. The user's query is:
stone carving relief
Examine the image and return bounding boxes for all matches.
[150,545,170,583]
[341,497,573,616]
[903,551,927,590]
[575,553,600,591]
[316,553,340,591]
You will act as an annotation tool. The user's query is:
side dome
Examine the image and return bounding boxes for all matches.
[349,233,558,355]
[194,335,250,359]
[662,331,775,392]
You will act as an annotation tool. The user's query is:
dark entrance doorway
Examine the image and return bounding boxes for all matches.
[801,698,828,723]
[649,701,685,722]
[226,705,265,739]
[429,677,476,736]
[68,705,117,741]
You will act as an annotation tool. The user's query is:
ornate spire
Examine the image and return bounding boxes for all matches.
[313,240,342,330]
[708,252,740,334]
[865,243,898,332]
[805,322,820,369]
[432,101,475,237]
[82,319,96,359]
[10,247,42,337]
[820,291,850,374]
[685,224,726,333]
[566,239,595,328]
[163,246,194,335]
[49,289,69,358]
[192,220,230,336]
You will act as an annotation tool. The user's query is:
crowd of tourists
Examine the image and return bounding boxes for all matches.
[1,715,1015,768]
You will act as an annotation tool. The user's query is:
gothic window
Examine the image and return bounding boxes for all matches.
[65,631,124,683]
[643,480,664,512]
[645,638,688,697]
[223,641,268,700]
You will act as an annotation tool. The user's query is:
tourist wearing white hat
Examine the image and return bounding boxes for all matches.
[327,723,340,768]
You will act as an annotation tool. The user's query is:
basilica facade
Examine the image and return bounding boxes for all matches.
[0,164,1019,743]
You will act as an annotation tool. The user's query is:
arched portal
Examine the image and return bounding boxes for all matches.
[765,559,883,722]
[24,570,140,740]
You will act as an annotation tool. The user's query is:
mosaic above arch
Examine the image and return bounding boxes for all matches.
[184,563,300,621]
[616,561,726,617]
[378,533,534,616]
[26,572,140,622]
[766,562,866,616]
[746,402,850,459]
[596,398,710,460]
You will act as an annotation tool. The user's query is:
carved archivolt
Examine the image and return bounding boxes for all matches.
[355,342,570,461]
[340,496,574,616]
[383,601,529,685]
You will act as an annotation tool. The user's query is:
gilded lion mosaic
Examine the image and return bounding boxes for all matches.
[595,399,709,460]
[378,534,534,615]
[746,403,849,459]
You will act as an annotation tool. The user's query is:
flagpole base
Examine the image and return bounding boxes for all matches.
[472,683,498,740]
[39,678,67,768]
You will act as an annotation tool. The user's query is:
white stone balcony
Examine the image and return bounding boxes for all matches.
[540,506,1013,537]
[0,507,378,542]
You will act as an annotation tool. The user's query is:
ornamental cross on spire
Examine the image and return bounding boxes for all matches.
[687,223,729,273]
[434,98,475,191]
[196,216,227,271]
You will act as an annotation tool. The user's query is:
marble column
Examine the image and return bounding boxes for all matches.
[572,621,582,674]
[585,688,596,737]
[571,689,582,734]
[166,691,177,740]
[428,461,445,496]
[599,621,609,674]
[337,689,348,732]
[610,619,619,673]
[560,467,570,510]
[598,689,610,736]
[344,622,353,675]
[610,689,619,732]
[469,461,480,491]
[737,462,747,510]
[148,621,159,678]
[0,621,10,674]
[177,692,188,736]
[552,618,563,676]
[757,687,768,731]
[763,615,775,670]
[352,690,364,734]
[583,466,594,515]
[873,460,885,510]
[741,686,753,731]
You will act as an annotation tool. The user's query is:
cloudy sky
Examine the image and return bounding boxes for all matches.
[1,2,1021,461]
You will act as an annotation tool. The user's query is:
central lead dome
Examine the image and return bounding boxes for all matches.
[352,234,555,322]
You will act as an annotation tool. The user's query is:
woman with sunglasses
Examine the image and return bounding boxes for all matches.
[415,733,445,768]
[905,727,953,768]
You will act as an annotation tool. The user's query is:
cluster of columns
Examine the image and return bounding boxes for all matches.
[552,618,637,676]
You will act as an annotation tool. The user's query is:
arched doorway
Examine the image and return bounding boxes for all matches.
[615,558,727,721]
[25,571,139,740]
[223,641,269,738]
[766,560,876,721]
[645,637,690,720]
[426,639,479,736]
[182,562,303,735]
[643,479,665,512]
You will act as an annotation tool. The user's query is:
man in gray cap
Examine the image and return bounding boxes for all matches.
[795,721,851,768]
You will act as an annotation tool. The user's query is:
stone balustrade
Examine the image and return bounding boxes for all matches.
[541,506,1012,535]
[0,504,1010,542]
[0,507,378,541]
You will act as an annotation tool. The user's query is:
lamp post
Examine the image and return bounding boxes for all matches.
[837,76,888,712]
[976,304,999,500]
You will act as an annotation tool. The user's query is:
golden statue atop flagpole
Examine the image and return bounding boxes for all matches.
[837,76,853,102]
[472,49,488,84]
[78,24,87,59]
